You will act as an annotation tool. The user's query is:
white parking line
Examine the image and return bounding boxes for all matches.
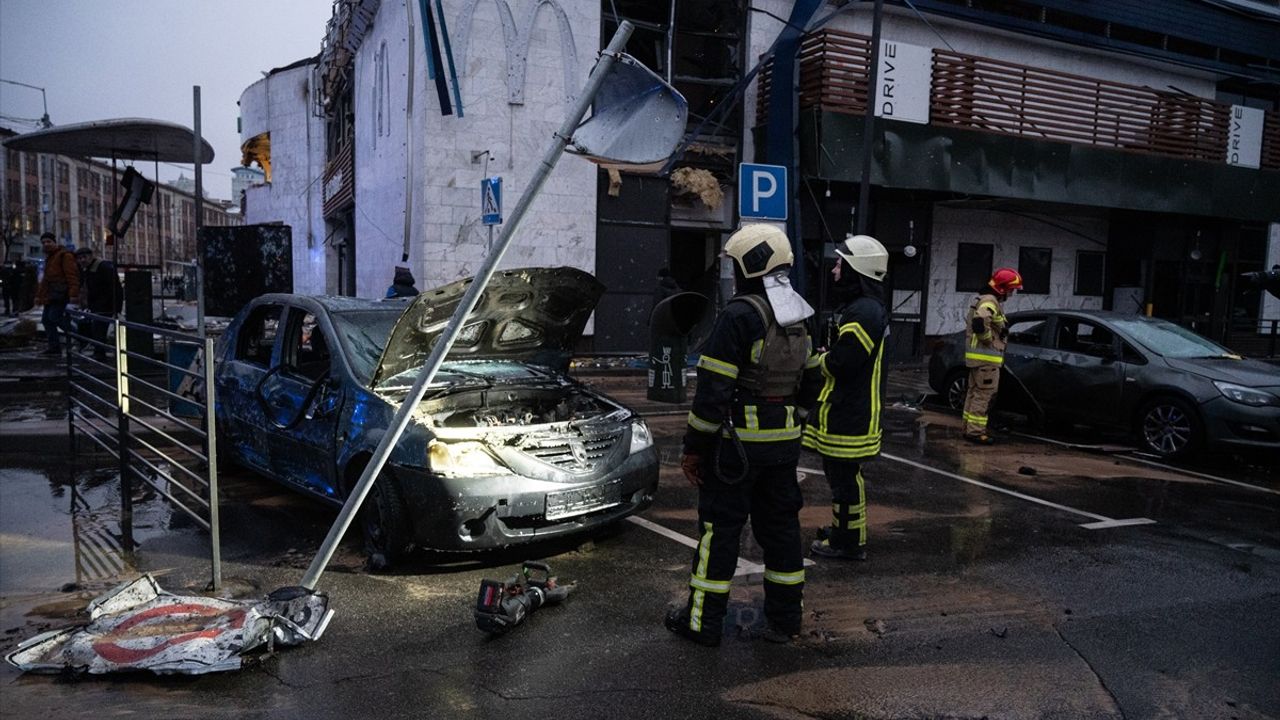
[625,515,814,579]
[801,455,1154,530]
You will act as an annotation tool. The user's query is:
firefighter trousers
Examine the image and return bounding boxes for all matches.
[678,459,806,640]
[821,456,867,550]
[963,364,1000,436]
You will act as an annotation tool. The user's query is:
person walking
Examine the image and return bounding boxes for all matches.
[1,261,20,316]
[665,224,819,647]
[35,233,80,355]
[74,246,122,361]
[802,235,889,561]
[962,267,1023,444]
[385,266,419,298]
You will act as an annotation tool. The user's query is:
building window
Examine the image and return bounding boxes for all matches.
[956,242,993,293]
[1075,251,1106,296]
[1018,246,1052,294]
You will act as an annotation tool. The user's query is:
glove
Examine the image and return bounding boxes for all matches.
[971,316,986,334]
[680,453,703,487]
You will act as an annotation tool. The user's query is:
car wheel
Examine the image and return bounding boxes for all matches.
[945,369,968,411]
[356,470,412,570]
[1137,396,1202,459]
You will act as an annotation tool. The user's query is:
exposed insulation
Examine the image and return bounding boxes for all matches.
[670,167,723,210]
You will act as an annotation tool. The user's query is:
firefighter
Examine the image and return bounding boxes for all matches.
[962,267,1023,444]
[666,223,820,647]
[803,234,889,561]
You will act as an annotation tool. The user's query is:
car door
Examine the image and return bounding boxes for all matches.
[256,306,345,500]
[1039,316,1125,425]
[216,302,283,473]
[998,314,1052,417]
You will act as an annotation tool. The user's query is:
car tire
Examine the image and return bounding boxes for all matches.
[355,469,412,570]
[945,369,968,412]
[1137,396,1203,459]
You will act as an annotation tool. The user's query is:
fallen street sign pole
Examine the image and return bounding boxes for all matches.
[298,20,638,591]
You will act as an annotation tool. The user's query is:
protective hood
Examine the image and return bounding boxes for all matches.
[371,267,604,387]
[763,271,814,327]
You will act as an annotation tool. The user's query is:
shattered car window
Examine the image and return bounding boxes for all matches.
[330,310,399,384]
[1110,317,1234,359]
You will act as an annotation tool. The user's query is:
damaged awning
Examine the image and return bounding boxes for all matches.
[2,118,215,163]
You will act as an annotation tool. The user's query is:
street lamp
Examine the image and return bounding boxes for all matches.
[0,78,51,128]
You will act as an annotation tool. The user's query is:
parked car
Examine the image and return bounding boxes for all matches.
[928,310,1280,458]
[213,267,660,564]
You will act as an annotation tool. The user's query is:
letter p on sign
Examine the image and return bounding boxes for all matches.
[738,163,787,221]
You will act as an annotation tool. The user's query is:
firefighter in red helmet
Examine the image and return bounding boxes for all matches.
[962,267,1022,443]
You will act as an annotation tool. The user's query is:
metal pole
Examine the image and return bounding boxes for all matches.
[299,20,637,591]
[204,336,221,592]
[193,86,205,340]
[855,0,884,236]
[65,332,75,457]
[115,318,133,546]
[155,156,165,317]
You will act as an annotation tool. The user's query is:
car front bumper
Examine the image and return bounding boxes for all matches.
[392,447,660,550]
[1201,396,1280,451]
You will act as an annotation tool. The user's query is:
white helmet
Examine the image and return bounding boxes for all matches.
[835,234,888,281]
[724,224,793,279]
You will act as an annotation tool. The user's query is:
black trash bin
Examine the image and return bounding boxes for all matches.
[648,292,712,403]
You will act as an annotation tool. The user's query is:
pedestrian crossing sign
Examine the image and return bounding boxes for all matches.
[482,176,502,225]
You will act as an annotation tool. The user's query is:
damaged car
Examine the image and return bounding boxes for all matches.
[214,267,659,564]
[929,309,1280,459]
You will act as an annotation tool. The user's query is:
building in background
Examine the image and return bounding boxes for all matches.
[2,125,242,269]
[231,165,265,206]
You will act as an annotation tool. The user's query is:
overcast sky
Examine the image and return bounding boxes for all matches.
[0,1,334,200]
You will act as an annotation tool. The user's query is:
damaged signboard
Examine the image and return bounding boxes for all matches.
[5,575,332,675]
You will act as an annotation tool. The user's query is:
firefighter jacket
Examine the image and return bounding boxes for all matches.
[800,295,887,460]
[964,293,1007,367]
[684,295,822,467]
[36,246,80,306]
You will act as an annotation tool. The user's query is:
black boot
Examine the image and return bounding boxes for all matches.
[664,608,721,647]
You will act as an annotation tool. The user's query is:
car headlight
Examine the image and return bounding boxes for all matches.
[1213,381,1279,407]
[629,420,653,453]
[428,440,508,477]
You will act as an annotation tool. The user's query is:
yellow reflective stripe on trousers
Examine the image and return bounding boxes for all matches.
[687,412,719,433]
[839,322,874,353]
[690,576,731,593]
[750,339,763,364]
[785,405,795,428]
[689,521,715,632]
[744,405,759,431]
[963,412,988,426]
[697,354,739,379]
[763,568,805,586]
[965,350,1003,365]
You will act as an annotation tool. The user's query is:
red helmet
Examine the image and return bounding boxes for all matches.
[989,267,1023,295]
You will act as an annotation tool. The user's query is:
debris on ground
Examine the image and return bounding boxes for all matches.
[863,618,888,636]
[1018,466,1038,476]
[5,575,331,675]
[989,627,1008,639]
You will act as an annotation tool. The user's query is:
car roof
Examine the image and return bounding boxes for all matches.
[1009,309,1157,322]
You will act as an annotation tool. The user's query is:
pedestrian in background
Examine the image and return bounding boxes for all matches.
[962,267,1023,444]
[385,266,419,298]
[802,235,889,561]
[1,261,21,316]
[666,224,820,647]
[35,233,80,355]
[74,246,122,362]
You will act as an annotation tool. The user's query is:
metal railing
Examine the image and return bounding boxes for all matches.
[64,309,222,590]
[1223,317,1280,360]
[756,28,1280,170]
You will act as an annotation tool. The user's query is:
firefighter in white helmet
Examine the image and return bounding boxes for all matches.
[666,223,821,646]
[802,234,889,561]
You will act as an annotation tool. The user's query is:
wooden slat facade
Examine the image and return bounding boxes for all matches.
[755,29,1280,171]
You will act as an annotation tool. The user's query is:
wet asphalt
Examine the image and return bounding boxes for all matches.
[1,370,1277,719]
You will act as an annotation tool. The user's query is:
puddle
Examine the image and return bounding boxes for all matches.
[0,465,185,594]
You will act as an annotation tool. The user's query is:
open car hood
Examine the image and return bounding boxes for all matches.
[371,267,604,387]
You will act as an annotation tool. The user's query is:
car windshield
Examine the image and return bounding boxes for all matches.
[329,309,548,389]
[1109,317,1235,359]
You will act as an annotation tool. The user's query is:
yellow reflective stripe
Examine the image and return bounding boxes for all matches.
[965,351,1004,365]
[731,425,802,442]
[817,354,835,402]
[690,576,731,593]
[803,428,881,447]
[744,405,759,431]
[763,569,805,586]
[689,522,714,632]
[805,353,821,369]
[697,355,739,379]
[963,412,988,426]
[750,339,763,364]
[845,518,867,530]
[978,301,1000,314]
[839,322,874,353]
[870,343,883,434]
[687,412,720,433]
[785,405,795,429]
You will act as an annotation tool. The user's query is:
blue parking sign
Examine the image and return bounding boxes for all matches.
[481,177,502,225]
[738,163,787,221]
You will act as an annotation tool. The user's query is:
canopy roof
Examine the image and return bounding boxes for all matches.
[2,118,214,163]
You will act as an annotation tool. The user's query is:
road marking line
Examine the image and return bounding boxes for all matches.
[1120,454,1280,496]
[625,515,814,578]
[807,453,1153,530]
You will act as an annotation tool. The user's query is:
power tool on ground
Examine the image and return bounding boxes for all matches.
[474,561,572,635]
